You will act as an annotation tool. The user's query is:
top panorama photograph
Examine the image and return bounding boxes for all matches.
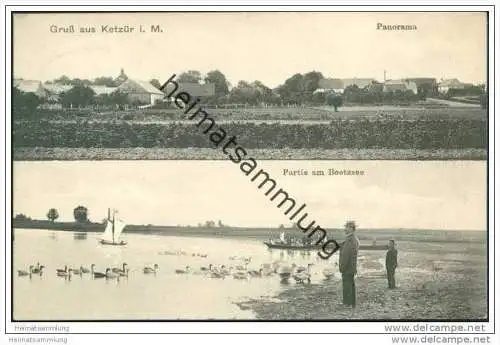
[12,12,488,161]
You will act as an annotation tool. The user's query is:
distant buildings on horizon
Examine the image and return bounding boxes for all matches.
[13,68,483,108]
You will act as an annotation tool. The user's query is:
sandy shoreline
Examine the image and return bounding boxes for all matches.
[236,246,487,320]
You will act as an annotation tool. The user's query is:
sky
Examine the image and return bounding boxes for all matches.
[13,161,486,231]
[12,12,487,87]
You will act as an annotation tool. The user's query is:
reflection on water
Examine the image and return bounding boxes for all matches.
[13,228,341,320]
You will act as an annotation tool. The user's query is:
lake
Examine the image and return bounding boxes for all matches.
[12,228,343,320]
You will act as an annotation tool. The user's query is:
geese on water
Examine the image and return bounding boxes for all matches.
[278,263,297,281]
[31,263,45,275]
[143,264,159,274]
[175,266,191,274]
[18,266,33,278]
[112,263,128,274]
[91,264,106,279]
[56,265,68,274]
[248,268,264,278]
[208,270,225,279]
[293,263,314,284]
[232,271,250,280]
[218,265,232,277]
[71,267,83,276]
[200,264,213,272]
[112,263,129,277]
[105,268,119,279]
[57,268,73,278]
[322,267,336,280]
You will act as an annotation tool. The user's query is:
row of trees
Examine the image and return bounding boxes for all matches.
[16,70,487,111]
[15,206,89,223]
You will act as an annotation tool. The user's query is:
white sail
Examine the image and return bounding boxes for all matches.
[102,220,114,242]
[113,219,126,242]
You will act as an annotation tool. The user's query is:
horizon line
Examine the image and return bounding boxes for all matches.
[12,218,485,232]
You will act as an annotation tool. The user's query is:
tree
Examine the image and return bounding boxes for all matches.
[276,73,307,104]
[177,70,202,84]
[303,71,324,93]
[149,79,162,89]
[73,206,89,222]
[13,87,41,115]
[47,208,59,223]
[94,76,118,87]
[53,75,72,85]
[204,70,229,97]
[228,80,260,105]
[14,213,31,220]
[60,85,96,108]
[326,93,343,111]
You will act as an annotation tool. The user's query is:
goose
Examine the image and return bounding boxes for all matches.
[80,266,90,274]
[209,270,225,279]
[232,271,250,280]
[323,267,336,280]
[278,263,297,280]
[31,265,45,274]
[248,268,264,277]
[200,264,213,271]
[105,268,119,279]
[18,266,33,277]
[175,266,191,274]
[57,268,73,278]
[235,262,249,271]
[293,263,314,284]
[56,265,68,274]
[143,264,159,274]
[218,265,232,276]
[91,264,106,278]
[112,263,128,274]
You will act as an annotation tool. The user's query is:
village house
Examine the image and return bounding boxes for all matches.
[383,79,418,94]
[341,78,376,90]
[117,78,165,105]
[89,85,118,96]
[315,78,376,94]
[42,83,73,102]
[406,77,438,96]
[438,78,472,94]
[13,79,47,98]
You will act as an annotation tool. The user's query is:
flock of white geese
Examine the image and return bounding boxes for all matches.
[17,260,339,283]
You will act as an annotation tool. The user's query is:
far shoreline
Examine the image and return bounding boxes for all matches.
[12,219,485,244]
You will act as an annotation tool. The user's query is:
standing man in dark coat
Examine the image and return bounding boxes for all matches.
[386,240,398,289]
[339,221,360,308]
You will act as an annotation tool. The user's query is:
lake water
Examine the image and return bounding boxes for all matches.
[13,228,344,320]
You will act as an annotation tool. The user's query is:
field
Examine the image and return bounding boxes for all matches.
[13,106,487,160]
[237,238,487,320]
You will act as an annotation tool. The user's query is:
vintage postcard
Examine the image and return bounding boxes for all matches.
[3,5,496,344]
[11,11,487,161]
[11,160,488,321]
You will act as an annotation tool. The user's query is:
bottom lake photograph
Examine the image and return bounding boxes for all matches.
[11,160,487,321]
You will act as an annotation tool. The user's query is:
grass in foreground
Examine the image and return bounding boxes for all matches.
[13,147,487,160]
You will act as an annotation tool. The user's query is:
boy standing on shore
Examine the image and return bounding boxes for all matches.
[386,240,398,289]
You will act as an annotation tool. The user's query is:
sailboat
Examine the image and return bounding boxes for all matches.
[99,208,127,246]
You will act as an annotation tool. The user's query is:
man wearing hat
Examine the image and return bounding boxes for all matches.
[339,220,360,308]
